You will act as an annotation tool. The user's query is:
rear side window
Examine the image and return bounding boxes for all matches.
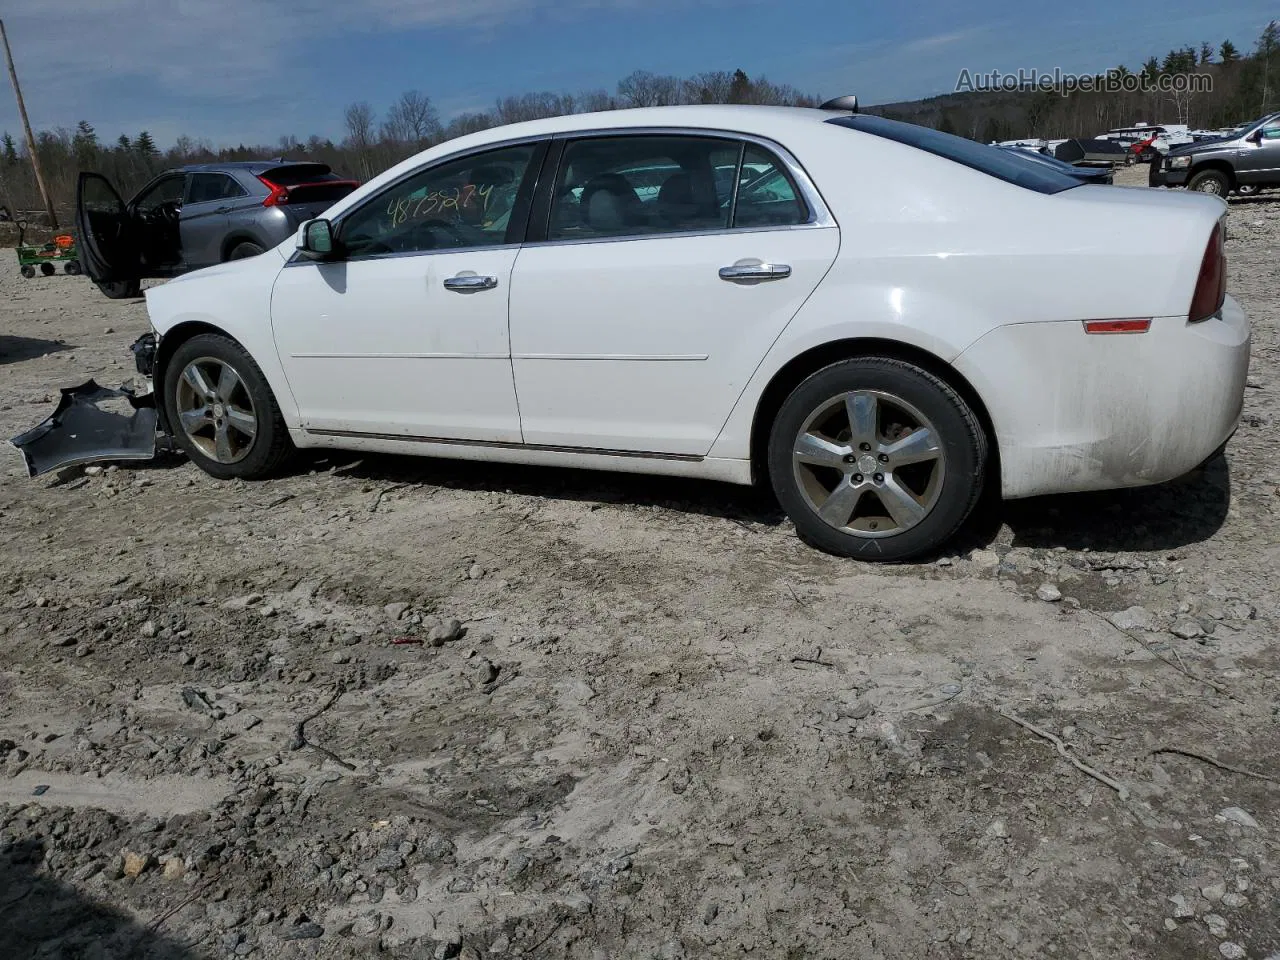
[829,116,1083,195]
[546,136,810,242]
[734,146,808,228]
[550,136,739,241]
[187,173,246,204]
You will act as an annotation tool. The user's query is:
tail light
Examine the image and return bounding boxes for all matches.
[1188,222,1226,323]
[257,175,290,206]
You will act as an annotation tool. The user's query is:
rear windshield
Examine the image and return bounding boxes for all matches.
[828,116,1083,195]
[287,183,358,205]
[261,163,337,185]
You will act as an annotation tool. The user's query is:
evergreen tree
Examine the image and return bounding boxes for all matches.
[727,69,752,103]
[1220,40,1240,64]
[1,131,17,164]
[116,133,131,151]
[134,130,157,159]
[1199,42,1214,65]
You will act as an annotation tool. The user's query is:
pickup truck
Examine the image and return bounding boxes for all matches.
[1150,112,1280,196]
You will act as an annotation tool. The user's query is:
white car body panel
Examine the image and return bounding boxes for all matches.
[269,249,522,442]
[139,104,1249,510]
[508,226,839,455]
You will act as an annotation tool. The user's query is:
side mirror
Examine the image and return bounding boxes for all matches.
[1248,129,1264,144]
[296,219,339,260]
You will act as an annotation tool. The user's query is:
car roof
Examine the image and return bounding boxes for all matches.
[443,104,834,151]
[173,160,326,174]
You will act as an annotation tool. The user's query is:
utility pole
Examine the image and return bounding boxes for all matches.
[0,19,57,228]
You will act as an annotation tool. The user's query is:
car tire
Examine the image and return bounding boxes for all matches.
[162,333,292,481]
[767,357,987,562]
[228,241,265,260]
[95,279,142,299]
[1187,170,1231,196]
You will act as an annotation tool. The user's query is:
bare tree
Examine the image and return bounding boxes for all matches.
[617,70,683,107]
[684,71,734,104]
[382,90,441,148]
[343,101,376,178]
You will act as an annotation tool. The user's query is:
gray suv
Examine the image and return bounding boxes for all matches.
[1150,112,1280,196]
[75,161,359,299]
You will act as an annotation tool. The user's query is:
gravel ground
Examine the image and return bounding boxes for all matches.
[2,168,1279,960]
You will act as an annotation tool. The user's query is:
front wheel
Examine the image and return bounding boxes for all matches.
[228,241,265,260]
[1187,170,1231,196]
[768,357,987,562]
[95,279,142,299]
[162,333,293,480]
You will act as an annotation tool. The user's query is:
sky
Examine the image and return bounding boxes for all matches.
[0,0,1275,149]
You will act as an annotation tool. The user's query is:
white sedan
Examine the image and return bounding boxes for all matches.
[59,102,1250,561]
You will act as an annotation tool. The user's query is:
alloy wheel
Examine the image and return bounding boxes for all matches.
[175,357,259,464]
[791,390,945,539]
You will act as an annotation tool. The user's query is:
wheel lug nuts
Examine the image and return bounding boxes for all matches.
[878,454,889,463]
[874,473,884,483]
[843,454,856,464]
[859,443,871,452]
[853,474,863,483]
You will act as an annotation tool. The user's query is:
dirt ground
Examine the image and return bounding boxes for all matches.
[2,165,1279,960]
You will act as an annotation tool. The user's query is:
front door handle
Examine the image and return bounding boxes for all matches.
[719,260,792,284]
[215,206,232,214]
[443,274,498,293]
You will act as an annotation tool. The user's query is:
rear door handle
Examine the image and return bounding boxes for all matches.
[443,274,498,293]
[215,206,232,214]
[719,260,792,284]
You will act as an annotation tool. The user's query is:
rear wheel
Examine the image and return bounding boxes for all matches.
[163,333,292,480]
[1188,169,1231,196]
[768,357,987,562]
[228,241,265,260]
[95,279,141,299]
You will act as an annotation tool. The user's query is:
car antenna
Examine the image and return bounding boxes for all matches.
[819,95,859,114]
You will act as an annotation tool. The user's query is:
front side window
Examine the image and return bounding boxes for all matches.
[134,176,185,213]
[1261,118,1280,141]
[549,136,739,241]
[339,144,537,258]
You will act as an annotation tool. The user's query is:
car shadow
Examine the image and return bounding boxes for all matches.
[298,450,788,526]
[0,336,71,366]
[1,839,199,960]
[962,453,1231,554]
[296,448,1231,554]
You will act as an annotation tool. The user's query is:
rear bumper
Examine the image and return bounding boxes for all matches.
[953,296,1250,500]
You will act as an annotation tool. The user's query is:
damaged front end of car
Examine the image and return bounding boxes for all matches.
[8,333,169,478]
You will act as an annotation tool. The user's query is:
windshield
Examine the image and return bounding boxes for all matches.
[828,115,1082,195]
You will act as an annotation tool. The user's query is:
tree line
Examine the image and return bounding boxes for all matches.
[1,22,1276,221]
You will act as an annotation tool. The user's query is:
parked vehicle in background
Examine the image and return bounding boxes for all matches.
[1150,112,1280,196]
[22,103,1247,561]
[74,161,359,299]
[995,145,1114,184]
[1097,123,1193,159]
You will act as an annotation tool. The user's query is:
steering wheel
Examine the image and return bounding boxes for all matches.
[406,218,470,249]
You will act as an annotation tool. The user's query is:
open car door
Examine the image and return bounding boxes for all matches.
[75,172,142,298]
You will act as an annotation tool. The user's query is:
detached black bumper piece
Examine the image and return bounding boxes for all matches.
[9,380,157,477]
